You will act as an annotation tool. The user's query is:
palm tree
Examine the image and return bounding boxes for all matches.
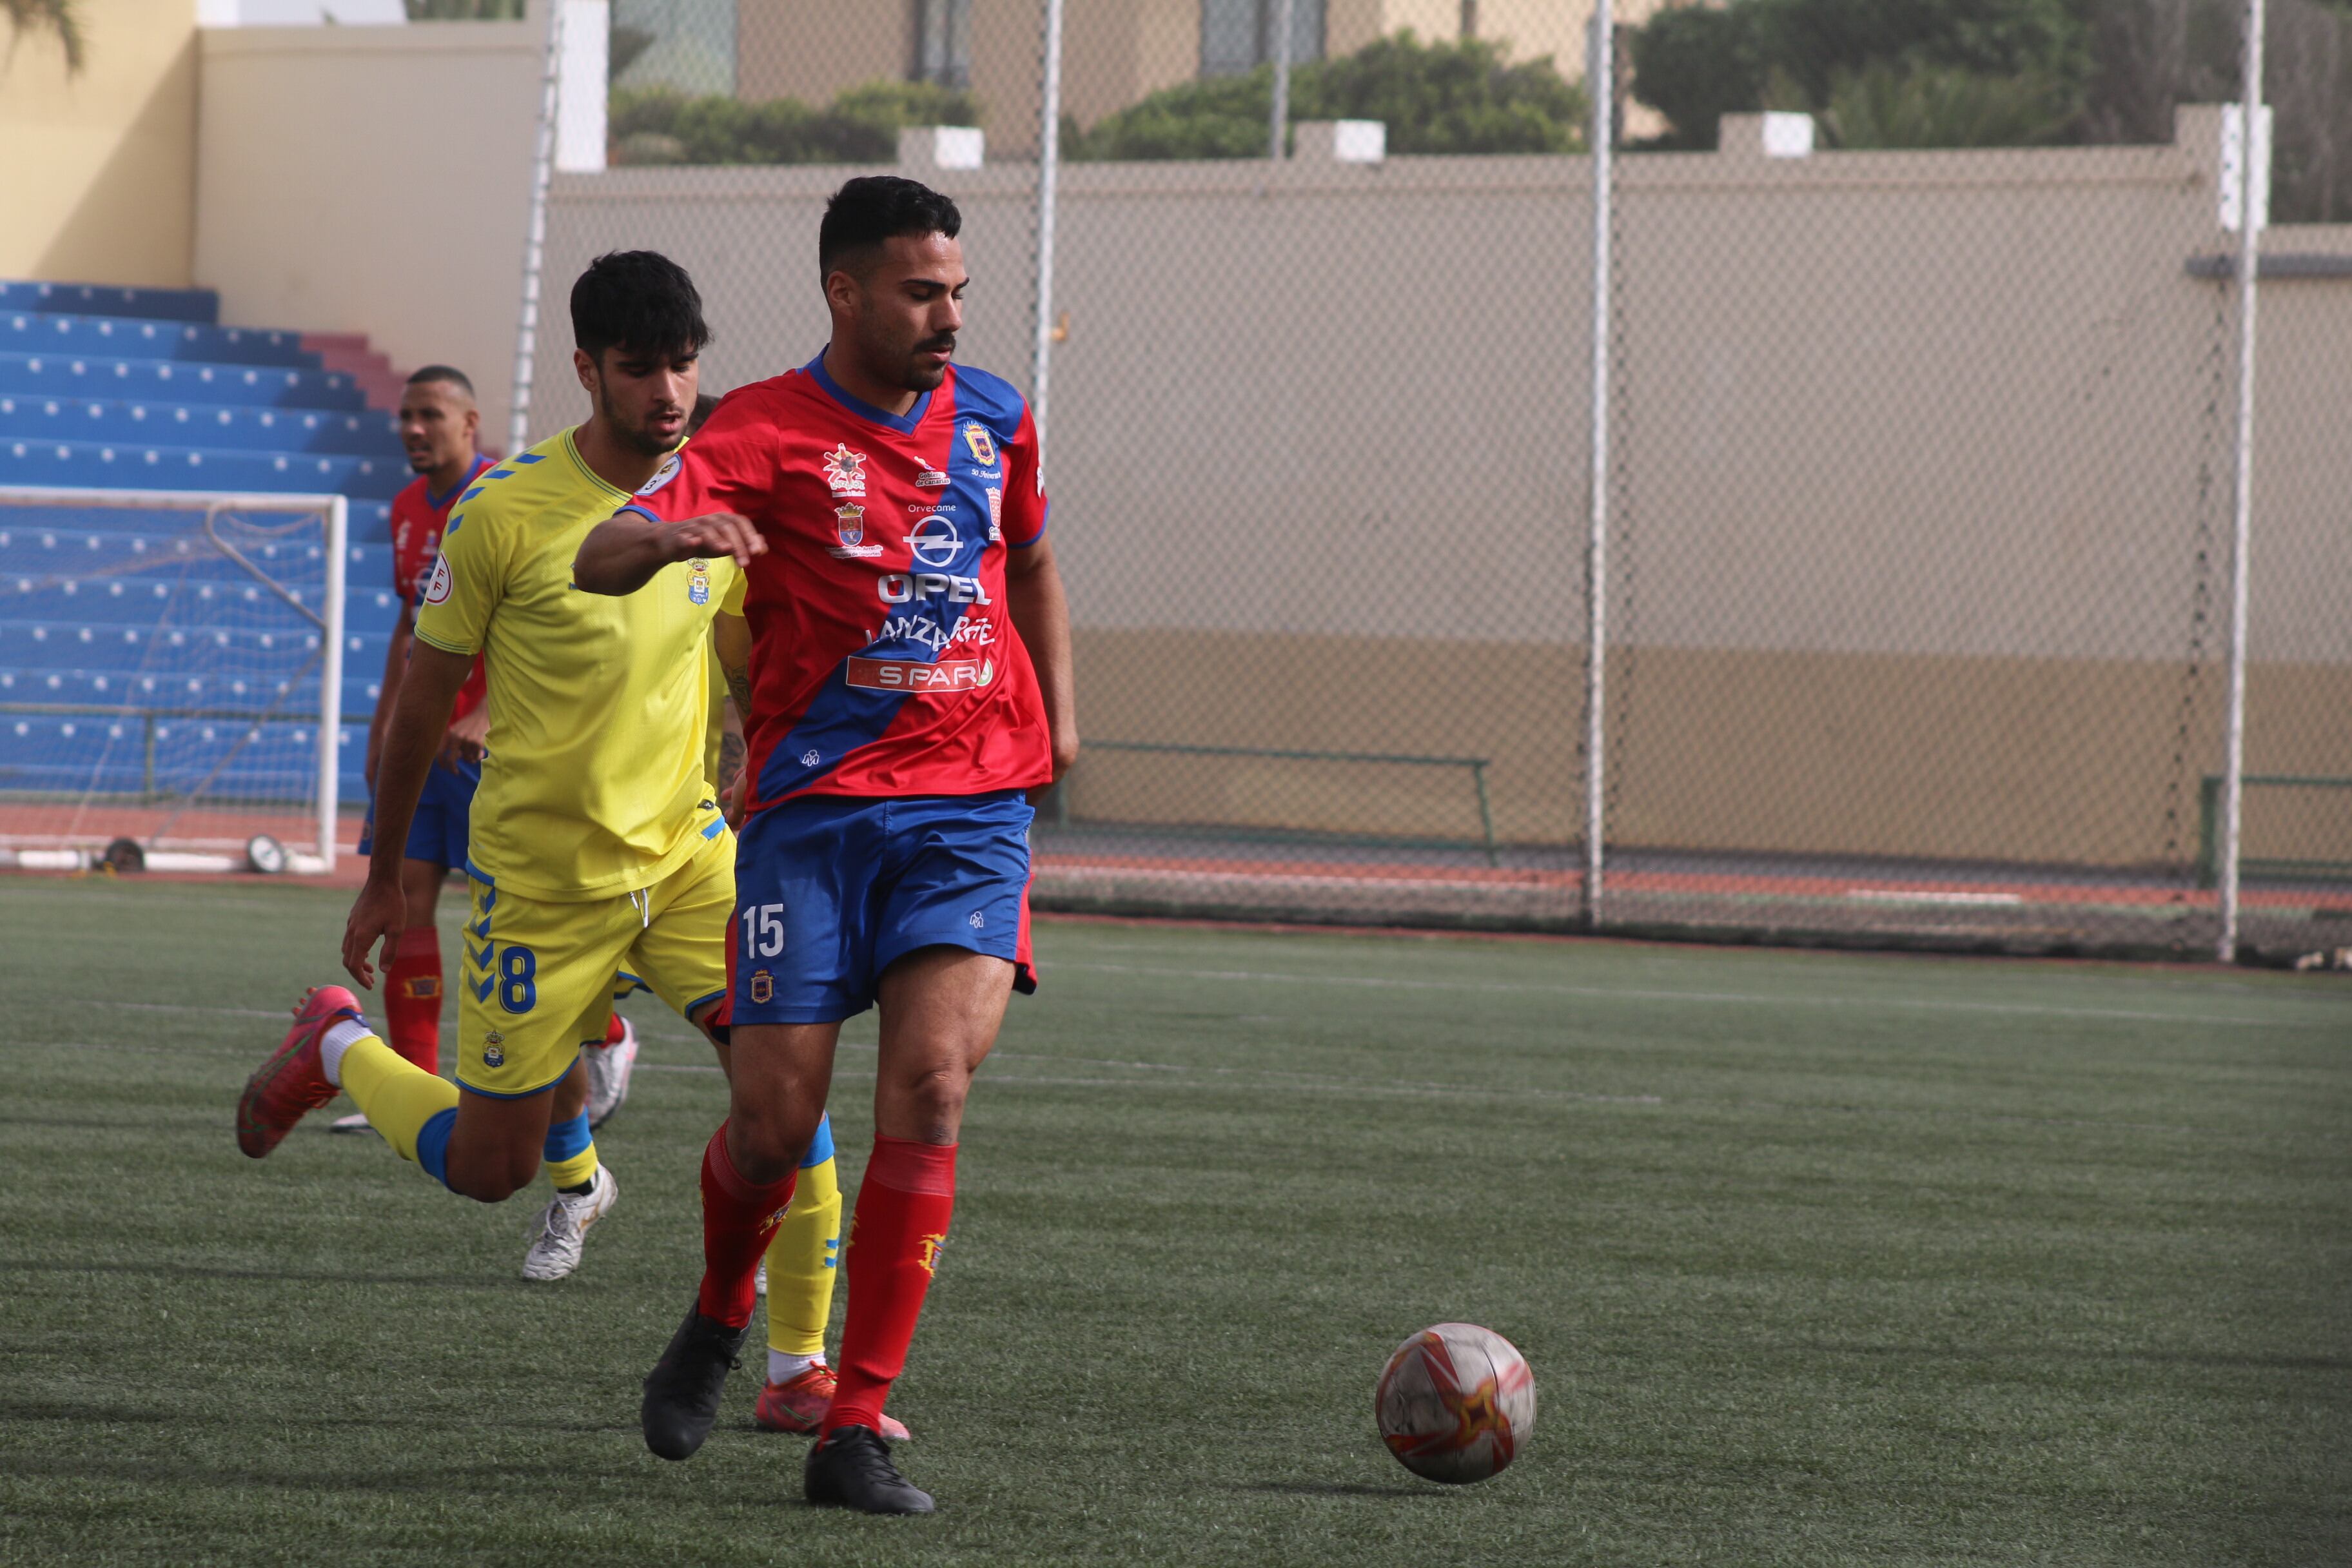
[5,0,83,73]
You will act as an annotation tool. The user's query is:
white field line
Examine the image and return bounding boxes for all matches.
[1049,961,2339,1031]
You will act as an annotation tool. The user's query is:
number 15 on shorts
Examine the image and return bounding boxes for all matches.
[745,903,787,959]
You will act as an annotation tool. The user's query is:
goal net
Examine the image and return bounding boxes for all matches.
[0,485,349,872]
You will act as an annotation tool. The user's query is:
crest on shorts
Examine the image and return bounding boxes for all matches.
[482,1030,505,1069]
[750,969,774,1004]
[821,444,867,497]
[961,423,996,466]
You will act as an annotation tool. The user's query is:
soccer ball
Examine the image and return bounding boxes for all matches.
[1374,1322,1536,1484]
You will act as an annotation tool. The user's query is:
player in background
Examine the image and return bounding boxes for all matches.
[577,176,1077,1513]
[343,365,492,1122]
[235,253,761,1287]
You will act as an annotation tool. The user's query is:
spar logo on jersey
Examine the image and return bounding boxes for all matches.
[422,553,453,605]
[908,515,961,568]
[830,504,881,560]
[821,444,867,497]
[636,451,682,496]
[846,655,995,694]
[961,422,995,466]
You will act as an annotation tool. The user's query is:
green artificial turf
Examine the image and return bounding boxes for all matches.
[1,877,2347,1566]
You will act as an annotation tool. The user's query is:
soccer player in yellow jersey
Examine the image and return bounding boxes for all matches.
[235,252,762,1235]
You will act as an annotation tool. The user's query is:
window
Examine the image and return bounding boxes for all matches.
[912,0,973,90]
[1200,0,1324,79]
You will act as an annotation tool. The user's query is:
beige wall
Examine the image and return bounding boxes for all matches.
[734,0,905,107]
[0,0,201,288]
[193,14,542,438]
[536,110,2352,870]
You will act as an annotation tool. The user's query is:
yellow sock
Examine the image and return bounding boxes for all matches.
[339,1035,459,1166]
[542,1116,598,1191]
[765,1152,842,1361]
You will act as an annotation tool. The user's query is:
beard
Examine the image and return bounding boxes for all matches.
[600,385,681,456]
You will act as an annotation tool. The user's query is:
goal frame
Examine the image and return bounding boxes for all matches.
[0,484,348,872]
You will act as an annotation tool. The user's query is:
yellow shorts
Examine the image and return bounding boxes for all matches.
[455,823,734,1097]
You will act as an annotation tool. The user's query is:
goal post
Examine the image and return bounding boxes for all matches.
[0,485,349,874]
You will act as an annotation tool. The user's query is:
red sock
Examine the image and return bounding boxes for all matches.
[696,1123,797,1328]
[384,927,443,1075]
[825,1136,956,1435]
[602,1012,627,1046]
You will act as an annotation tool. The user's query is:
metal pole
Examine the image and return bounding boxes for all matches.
[1030,0,1068,462]
[316,495,347,870]
[1581,0,1614,926]
[2217,0,2268,962]
[508,0,565,460]
[1268,0,1297,161]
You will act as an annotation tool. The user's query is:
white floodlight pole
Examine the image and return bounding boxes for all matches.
[1031,0,1068,462]
[1268,0,1297,161]
[508,0,565,460]
[1582,0,1614,926]
[2217,0,2268,962]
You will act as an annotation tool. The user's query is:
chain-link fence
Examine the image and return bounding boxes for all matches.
[521,0,2349,962]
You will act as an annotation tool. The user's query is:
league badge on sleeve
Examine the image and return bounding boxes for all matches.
[637,452,683,496]
[422,553,453,605]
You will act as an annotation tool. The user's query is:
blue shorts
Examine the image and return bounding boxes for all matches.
[357,758,479,870]
[729,791,1037,1025]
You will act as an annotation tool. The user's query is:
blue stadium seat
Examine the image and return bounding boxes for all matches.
[4,311,318,369]
[0,396,401,458]
[0,281,219,324]
[0,437,403,499]
[0,351,365,412]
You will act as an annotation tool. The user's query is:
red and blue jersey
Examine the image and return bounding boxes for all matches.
[389,454,491,721]
[622,355,1052,813]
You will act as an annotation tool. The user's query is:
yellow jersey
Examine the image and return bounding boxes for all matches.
[413,427,741,903]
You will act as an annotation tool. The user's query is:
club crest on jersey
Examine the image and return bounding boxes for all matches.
[687,558,710,605]
[830,504,882,559]
[750,969,773,1004]
[821,444,867,497]
[961,423,996,466]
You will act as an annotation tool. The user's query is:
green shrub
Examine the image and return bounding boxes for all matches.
[1066,30,1587,161]
[608,79,981,166]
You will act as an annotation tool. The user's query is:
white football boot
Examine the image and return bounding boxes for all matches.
[520,1164,619,1282]
[583,1014,639,1129]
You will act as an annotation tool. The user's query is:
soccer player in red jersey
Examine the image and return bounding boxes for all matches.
[364,366,642,1140]
[576,176,1077,1513]
[351,366,491,1101]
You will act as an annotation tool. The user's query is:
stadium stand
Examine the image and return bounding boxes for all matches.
[0,280,409,811]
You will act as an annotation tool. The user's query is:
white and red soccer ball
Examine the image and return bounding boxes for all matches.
[1374,1322,1536,1484]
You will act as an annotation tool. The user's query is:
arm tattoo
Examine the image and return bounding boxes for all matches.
[716,731,746,793]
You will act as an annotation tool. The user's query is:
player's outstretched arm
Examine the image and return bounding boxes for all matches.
[573,509,765,596]
[1006,534,1079,789]
[342,642,476,989]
